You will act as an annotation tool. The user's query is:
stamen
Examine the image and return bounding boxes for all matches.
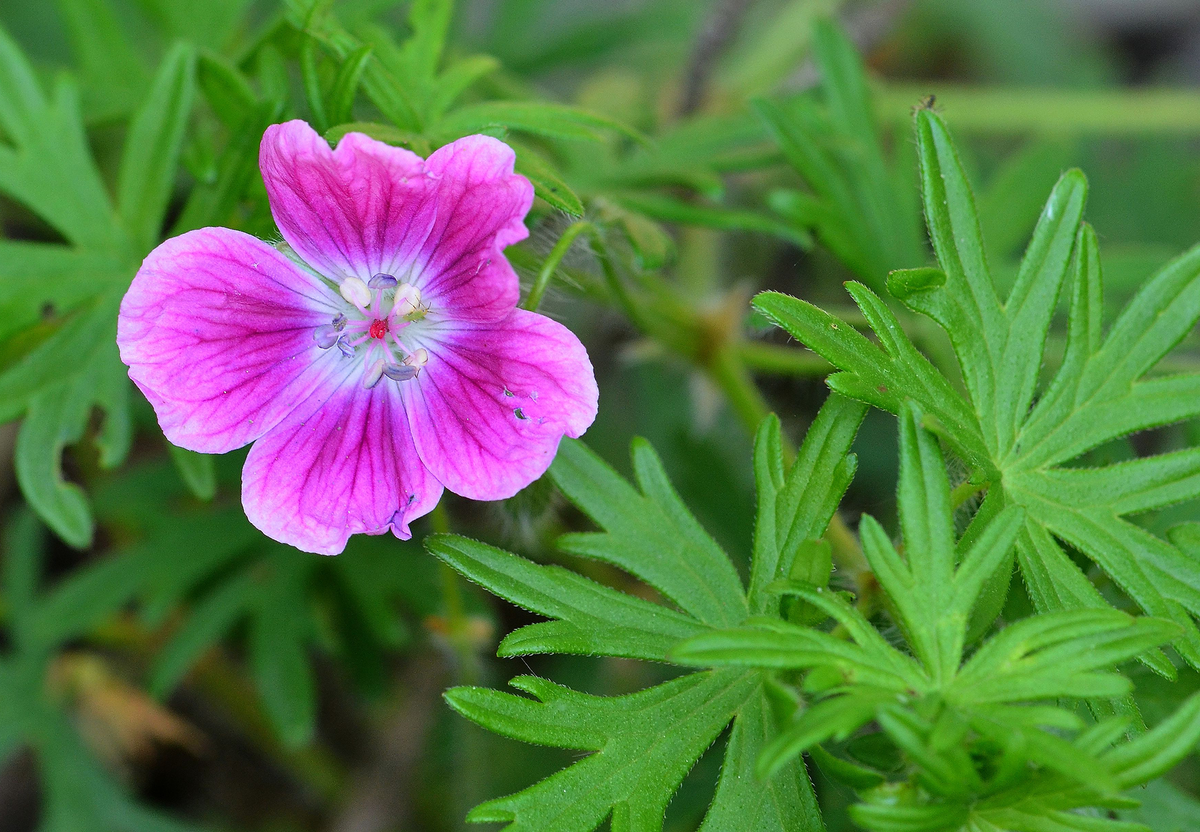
[392,283,422,318]
[340,277,372,308]
[331,313,347,330]
[313,325,340,349]
[383,363,418,381]
[363,358,386,388]
[404,348,429,369]
[369,273,398,289]
[336,340,354,358]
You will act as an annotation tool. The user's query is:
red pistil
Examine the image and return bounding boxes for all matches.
[368,319,389,340]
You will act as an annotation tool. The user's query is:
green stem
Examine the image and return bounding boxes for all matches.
[590,227,657,337]
[877,83,1200,135]
[431,504,464,627]
[522,221,595,312]
[736,341,832,377]
[951,480,988,510]
[707,344,786,455]
[431,503,482,691]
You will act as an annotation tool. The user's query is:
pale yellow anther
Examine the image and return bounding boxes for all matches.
[392,283,423,318]
[340,277,371,308]
[404,348,429,368]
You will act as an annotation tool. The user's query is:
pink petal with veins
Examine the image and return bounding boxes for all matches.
[242,379,444,555]
[260,122,531,322]
[117,227,341,454]
[403,309,598,500]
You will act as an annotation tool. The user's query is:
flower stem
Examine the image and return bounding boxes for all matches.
[706,344,783,455]
[735,341,832,377]
[951,479,988,510]
[877,83,1200,135]
[522,221,595,312]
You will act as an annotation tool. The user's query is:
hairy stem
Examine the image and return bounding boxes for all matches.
[522,221,595,312]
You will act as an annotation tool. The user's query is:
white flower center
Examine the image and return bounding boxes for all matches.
[313,274,430,388]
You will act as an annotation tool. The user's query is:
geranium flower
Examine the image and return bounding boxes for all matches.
[117,121,598,555]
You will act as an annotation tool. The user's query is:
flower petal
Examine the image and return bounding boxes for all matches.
[415,135,534,321]
[403,309,598,500]
[117,228,341,454]
[260,122,532,321]
[260,120,426,284]
[241,379,444,555]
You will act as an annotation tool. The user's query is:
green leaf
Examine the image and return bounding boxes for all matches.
[117,43,197,252]
[321,25,420,130]
[1106,692,1200,788]
[404,0,453,82]
[447,670,762,832]
[327,45,373,126]
[749,396,864,612]
[672,619,921,690]
[2,508,44,641]
[1119,780,1200,832]
[171,100,280,233]
[7,310,130,545]
[0,297,119,423]
[0,23,120,249]
[756,106,1200,670]
[150,566,257,697]
[435,101,646,145]
[698,691,824,832]
[992,168,1087,455]
[759,689,900,779]
[952,610,1178,703]
[300,33,330,132]
[57,0,149,120]
[912,109,1006,424]
[893,403,958,681]
[435,428,863,830]
[513,143,585,216]
[168,445,217,501]
[752,287,990,472]
[250,553,317,747]
[614,192,811,249]
[428,534,708,661]
[134,508,260,626]
[196,49,258,128]
[429,53,498,121]
[28,549,154,648]
[550,438,748,627]
[15,379,96,548]
[753,21,922,289]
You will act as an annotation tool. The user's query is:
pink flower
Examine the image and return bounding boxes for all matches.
[117,121,598,555]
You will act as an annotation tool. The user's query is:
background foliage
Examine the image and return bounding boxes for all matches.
[6,0,1200,830]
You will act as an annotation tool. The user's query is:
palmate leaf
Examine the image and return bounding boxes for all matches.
[0,27,197,545]
[675,406,1191,830]
[754,106,1200,669]
[433,395,863,832]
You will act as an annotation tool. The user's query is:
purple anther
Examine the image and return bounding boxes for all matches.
[331,313,347,330]
[314,324,340,349]
[383,363,419,381]
[369,273,398,289]
[336,339,355,358]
